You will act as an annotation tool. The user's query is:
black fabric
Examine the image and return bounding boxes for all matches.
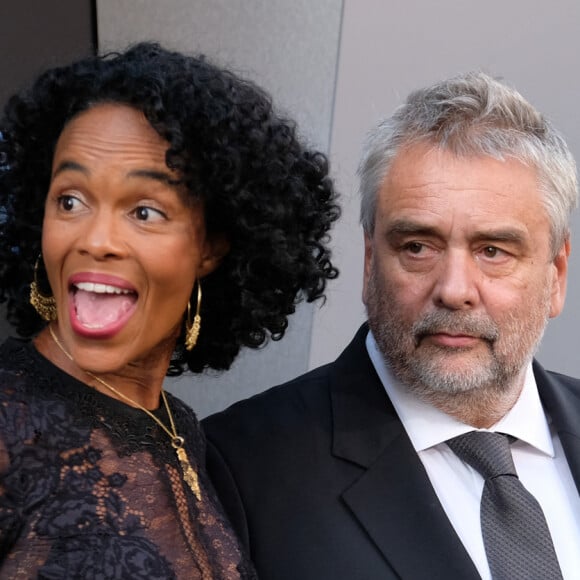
[448,432,563,580]
[203,324,580,580]
[204,325,480,580]
[0,338,256,579]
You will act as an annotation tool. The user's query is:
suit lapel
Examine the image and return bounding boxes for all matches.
[330,326,480,579]
[535,361,580,494]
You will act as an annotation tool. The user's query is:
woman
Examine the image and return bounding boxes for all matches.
[0,43,339,578]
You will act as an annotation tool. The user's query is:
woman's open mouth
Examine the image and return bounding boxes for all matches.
[68,277,138,338]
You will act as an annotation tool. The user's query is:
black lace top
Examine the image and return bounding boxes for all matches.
[0,338,256,579]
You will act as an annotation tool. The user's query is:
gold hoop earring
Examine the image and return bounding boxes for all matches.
[30,255,57,321]
[185,281,202,351]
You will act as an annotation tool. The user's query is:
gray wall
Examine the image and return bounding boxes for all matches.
[311,0,580,375]
[96,0,344,417]
[0,1,95,108]
[99,0,580,415]
[0,0,95,341]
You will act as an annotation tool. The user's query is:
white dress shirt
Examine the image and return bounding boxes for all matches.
[366,331,580,580]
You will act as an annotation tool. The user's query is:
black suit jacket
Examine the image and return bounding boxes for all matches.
[203,325,580,580]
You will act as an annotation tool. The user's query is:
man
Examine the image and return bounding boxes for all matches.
[203,72,580,579]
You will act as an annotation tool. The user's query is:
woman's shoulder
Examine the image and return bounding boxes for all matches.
[0,336,33,360]
[0,337,36,397]
[0,338,83,443]
[164,390,201,432]
[0,336,35,370]
[0,336,84,398]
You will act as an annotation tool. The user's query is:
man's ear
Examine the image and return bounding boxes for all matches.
[362,232,373,306]
[198,233,230,278]
[549,237,570,318]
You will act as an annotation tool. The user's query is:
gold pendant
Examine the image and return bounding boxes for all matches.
[174,440,201,501]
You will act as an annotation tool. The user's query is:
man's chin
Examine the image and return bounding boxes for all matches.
[408,352,497,394]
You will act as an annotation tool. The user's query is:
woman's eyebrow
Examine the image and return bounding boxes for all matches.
[51,160,88,179]
[52,162,181,187]
[126,168,182,186]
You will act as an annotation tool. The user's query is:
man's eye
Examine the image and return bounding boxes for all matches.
[406,242,424,254]
[483,246,499,258]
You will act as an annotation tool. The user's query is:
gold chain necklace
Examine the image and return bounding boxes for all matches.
[48,324,201,501]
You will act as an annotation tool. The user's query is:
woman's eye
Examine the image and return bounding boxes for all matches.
[57,195,82,211]
[134,206,166,221]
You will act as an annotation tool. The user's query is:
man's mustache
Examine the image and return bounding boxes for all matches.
[413,311,499,345]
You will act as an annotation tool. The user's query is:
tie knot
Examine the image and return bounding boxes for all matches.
[447,431,516,479]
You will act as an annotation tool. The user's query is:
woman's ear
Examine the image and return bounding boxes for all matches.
[198,233,230,278]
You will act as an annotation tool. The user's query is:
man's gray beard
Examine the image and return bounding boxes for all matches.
[366,270,551,402]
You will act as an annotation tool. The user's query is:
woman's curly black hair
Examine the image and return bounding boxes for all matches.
[0,42,340,375]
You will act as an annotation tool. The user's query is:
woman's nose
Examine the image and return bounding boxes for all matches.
[78,211,127,260]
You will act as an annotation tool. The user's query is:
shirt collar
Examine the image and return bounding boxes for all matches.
[366,330,554,457]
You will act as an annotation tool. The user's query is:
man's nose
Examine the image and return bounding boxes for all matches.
[432,250,480,310]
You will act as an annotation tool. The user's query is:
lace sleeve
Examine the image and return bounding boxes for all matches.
[0,379,25,560]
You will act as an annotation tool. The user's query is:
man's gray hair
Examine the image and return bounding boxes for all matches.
[358,72,578,254]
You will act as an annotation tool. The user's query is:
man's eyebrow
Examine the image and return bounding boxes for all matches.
[52,160,88,179]
[385,220,528,244]
[470,228,527,244]
[386,219,441,237]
